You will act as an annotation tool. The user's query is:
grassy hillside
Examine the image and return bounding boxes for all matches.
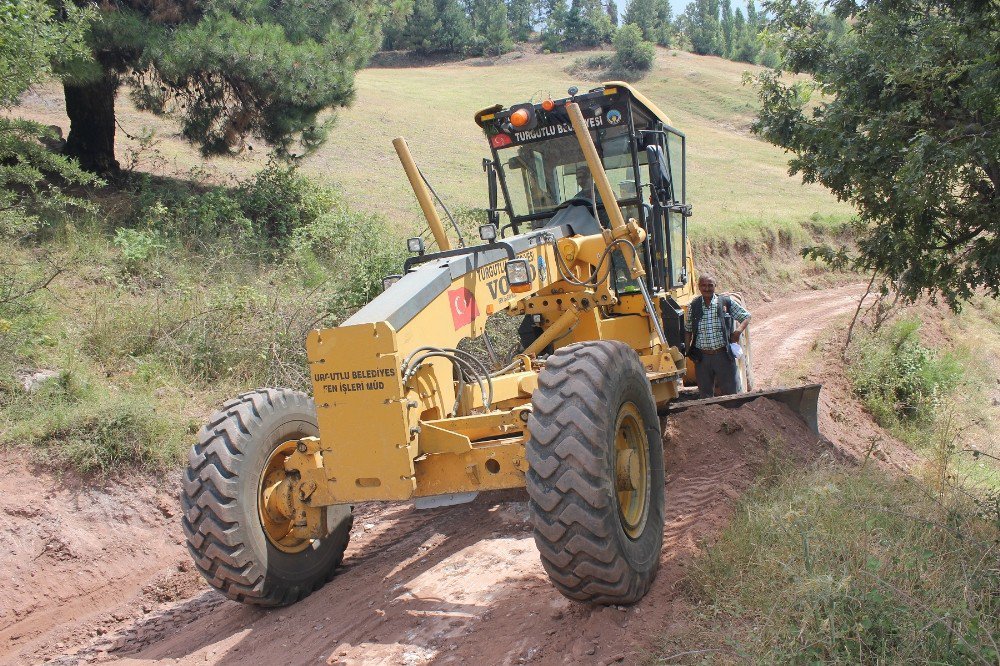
[18,47,851,239]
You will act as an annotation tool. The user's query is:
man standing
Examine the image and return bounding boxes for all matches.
[684,275,751,398]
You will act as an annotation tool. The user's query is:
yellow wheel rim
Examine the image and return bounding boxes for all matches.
[614,402,649,539]
[258,440,312,554]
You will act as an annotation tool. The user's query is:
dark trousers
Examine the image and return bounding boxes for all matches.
[694,352,738,399]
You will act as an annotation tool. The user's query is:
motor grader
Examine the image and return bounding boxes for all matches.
[181,82,819,607]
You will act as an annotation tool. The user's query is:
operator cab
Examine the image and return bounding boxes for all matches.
[476,83,692,296]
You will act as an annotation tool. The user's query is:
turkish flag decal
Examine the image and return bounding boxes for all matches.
[448,287,480,330]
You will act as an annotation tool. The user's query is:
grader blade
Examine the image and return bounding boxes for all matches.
[667,384,822,434]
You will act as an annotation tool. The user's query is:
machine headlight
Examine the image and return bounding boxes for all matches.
[505,258,532,293]
[479,224,497,242]
[406,237,425,254]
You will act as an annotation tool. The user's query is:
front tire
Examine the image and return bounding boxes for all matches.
[525,341,664,604]
[181,388,352,607]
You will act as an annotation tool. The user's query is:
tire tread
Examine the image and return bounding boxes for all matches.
[180,388,352,607]
[526,341,663,604]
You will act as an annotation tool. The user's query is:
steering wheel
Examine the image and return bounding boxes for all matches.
[555,195,596,211]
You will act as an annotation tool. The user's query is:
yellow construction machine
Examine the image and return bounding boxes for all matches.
[181,83,820,607]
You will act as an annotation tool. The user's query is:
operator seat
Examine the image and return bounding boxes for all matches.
[532,201,603,236]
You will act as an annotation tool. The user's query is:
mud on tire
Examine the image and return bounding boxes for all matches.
[181,388,352,607]
[526,341,664,604]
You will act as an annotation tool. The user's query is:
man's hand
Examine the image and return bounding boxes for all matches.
[730,331,741,343]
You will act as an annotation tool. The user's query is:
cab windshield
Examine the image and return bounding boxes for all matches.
[495,125,644,219]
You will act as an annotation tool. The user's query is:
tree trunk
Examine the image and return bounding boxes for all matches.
[63,74,120,174]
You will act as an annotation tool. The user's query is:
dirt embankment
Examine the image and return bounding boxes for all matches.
[1,283,913,665]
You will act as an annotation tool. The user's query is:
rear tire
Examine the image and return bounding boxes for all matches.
[525,341,664,604]
[181,388,352,607]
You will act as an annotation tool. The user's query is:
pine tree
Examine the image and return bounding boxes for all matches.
[477,0,514,55]
[682,0,724,56]
[541,0,569,50]
[57,0,395,173]
[508,0,536,41]
[436,0,477,53]
[606,0,618,27]
[720,0,734,57]
[395,0,474,55]
[746,0,759,32]
[654,0,673,47]
[730,7,759,63]
[565,0,614,47]
[624,0,658,41]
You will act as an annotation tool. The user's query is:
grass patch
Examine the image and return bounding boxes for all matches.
[15,49,853,237]
[666,464,1000,664]
[1,367,190,474]
[846,316,999,494]
[848,318,964,442]
[0,164,405,475]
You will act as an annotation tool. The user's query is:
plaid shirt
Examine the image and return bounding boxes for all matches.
[685,294,751,350]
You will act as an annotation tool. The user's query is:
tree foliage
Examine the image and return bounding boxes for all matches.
[0,0,90,106]
[565,0,616,47]
[753,0,1000,307]
[508,0,537,41]
[613,23,656,72]
[624,0,673,46]
[0,0,99,238]
[57,0,399,171]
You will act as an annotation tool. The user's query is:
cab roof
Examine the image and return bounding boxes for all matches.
[473,81,672,128]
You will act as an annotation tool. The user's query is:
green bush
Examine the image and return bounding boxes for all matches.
[673,465,999,664]
[0,119,100,241]
[289,198,407,314]
[237,163,338,243]
[129,164,354,251]
[613,24,656,73]
[3,162,406,474]
[130,176,250,246]
[848,319,962,430]
[2,374,187,474]
[113,227,165,273]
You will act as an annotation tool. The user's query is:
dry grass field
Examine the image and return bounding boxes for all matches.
[16,47,852,239]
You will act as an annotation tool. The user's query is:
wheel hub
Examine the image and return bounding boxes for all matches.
[258,440,313,553]
[614,402,650,539]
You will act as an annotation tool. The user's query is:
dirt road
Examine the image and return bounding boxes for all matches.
[1,284,867,666]
[747,284,865,387]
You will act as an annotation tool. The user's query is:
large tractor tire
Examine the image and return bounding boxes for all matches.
[181,388,352,607]
[525,341,664,604]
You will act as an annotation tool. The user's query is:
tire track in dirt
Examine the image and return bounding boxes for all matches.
[5,283,868,665]
[85,401,824,666]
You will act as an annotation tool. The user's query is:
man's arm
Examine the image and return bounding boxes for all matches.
[730,301,751,342]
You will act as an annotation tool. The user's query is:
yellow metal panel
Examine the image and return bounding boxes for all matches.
[652,380,680,406]
[423,410,524,443]
[414,439,526,497]
[307,322,416,501]
[594,313,655,353]
[419,422,472,455]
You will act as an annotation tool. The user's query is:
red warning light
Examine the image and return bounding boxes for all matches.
[541,99,555,111]
[491,133,512,148]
